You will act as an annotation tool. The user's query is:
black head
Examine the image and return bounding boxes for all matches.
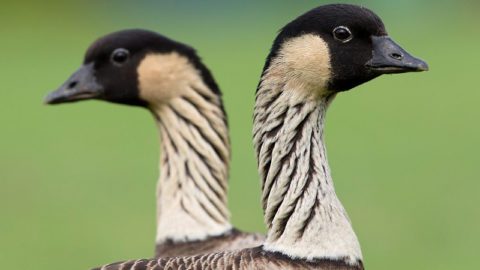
[263,4,428,92]
[45,29,219,107]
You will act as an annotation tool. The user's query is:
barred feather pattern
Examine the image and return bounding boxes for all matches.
[94,246,363,270]
[152,83,233,244]
[154,229,264,258]
[252,73,362,263]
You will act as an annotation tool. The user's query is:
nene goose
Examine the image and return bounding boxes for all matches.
[45,29,264,257]
[92,3,428,269]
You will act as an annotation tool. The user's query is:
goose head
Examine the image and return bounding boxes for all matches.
[45,29,218,108]
[262,4,428,94]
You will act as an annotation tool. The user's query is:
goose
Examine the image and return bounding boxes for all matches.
[45,29,264,257]
[91,4,428,269]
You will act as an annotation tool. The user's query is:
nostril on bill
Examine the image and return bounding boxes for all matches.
[67,81,78,89]
[389,52,403,61]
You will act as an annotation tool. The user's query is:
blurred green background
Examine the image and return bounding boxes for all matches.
[1,0,479,269]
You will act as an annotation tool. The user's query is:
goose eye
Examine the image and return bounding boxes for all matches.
[333,26,353,43]
[110,48,130,65]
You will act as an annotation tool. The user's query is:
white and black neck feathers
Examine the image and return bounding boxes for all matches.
[137,52,233,243]
[253,35,362,264]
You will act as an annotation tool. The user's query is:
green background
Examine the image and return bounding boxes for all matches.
[1,1,479,269]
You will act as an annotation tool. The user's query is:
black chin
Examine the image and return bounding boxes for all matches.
[103,98,149,107]
[328,73,380,92]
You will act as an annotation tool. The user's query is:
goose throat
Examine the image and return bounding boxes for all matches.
[151,81,232,243]
[254,78,362,263]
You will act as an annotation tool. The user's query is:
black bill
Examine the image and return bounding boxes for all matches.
[45,63,104,104]
[366,36,429,74]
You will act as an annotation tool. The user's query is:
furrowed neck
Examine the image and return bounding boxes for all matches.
[253,71,362,264]
[150,79,232,243]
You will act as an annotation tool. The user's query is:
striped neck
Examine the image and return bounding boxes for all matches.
[151,81,232,243]
[253,75,362,264]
